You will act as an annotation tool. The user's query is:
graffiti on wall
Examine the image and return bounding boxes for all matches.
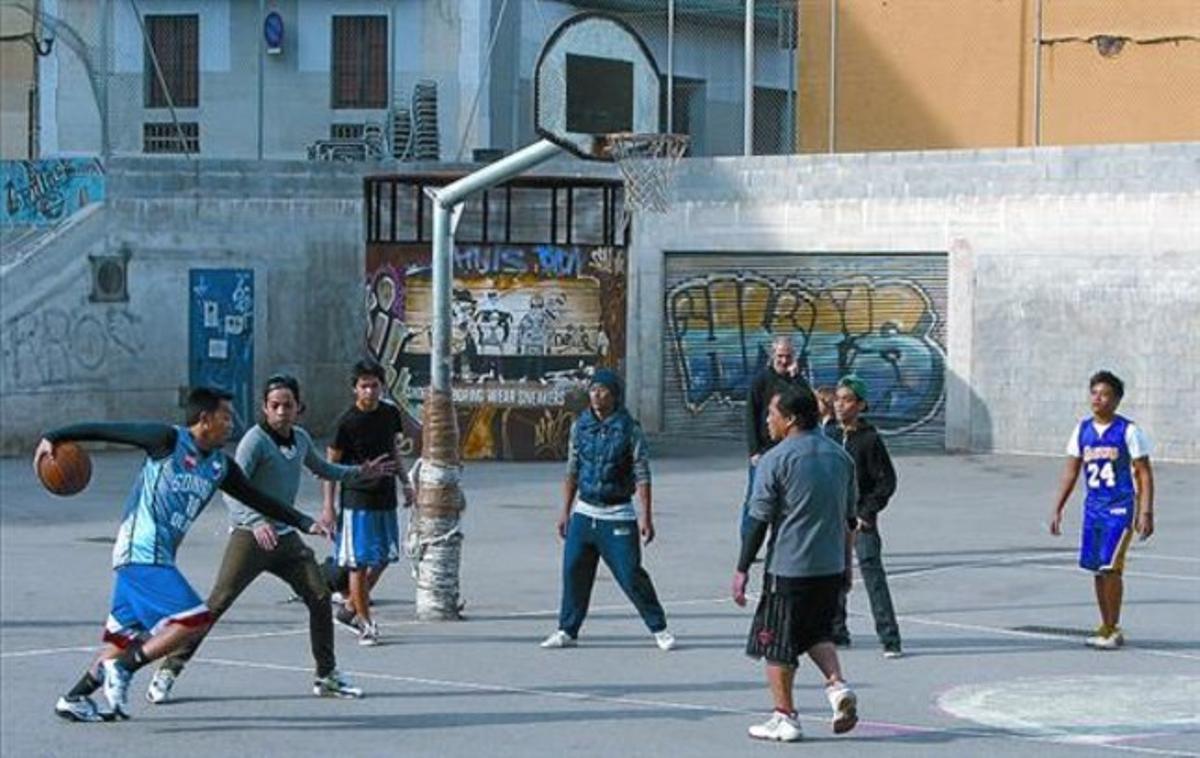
[1,159,105,226]
[666,272,945,435]
[3,305,145,389]
[366,243,627,460]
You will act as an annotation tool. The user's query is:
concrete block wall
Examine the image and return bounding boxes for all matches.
[0,158,375,454]
[0,154,620,456]
[626,143,1200,462]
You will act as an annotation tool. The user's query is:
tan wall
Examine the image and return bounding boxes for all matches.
[0,7,35,159]
[1040,0,1200,145]
[798,0,1200,152]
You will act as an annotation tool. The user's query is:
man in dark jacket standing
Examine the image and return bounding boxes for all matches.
[541,369,676,651]
[742,336,809,539]
[829,375,902,657]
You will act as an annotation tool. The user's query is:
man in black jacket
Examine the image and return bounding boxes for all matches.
[742,336,808,539]
[828,375,902,657]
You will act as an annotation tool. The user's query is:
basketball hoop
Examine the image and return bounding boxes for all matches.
[603,132,690,217]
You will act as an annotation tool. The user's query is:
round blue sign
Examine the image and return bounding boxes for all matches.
[264,11,284,51]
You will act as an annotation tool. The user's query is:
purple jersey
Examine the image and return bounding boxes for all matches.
[1075,416,1136,514]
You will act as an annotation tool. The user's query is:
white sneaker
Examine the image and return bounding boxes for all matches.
[101,659,132,720]
[1090,629,1124,650]
[826,683,858,734]
[748,711,804,742]
[653,630,677,651]
[539,630,577,648]
[358,620,380,647]
[313,670,364,698]
[54,695,109,723]
[145,668,176,704]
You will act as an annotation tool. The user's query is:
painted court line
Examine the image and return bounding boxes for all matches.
[0,596,733,660]
[892,613,1200,663]
[1023,563,1200,582]
[192,656,1200,757]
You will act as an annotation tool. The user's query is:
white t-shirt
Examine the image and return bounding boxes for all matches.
[1065,419,1153,460]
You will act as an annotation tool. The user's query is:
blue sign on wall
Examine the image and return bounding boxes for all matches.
[189,269,254,435]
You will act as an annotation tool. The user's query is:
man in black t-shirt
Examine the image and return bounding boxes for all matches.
[322,360,413,646]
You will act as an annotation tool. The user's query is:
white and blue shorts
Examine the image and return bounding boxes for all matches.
[104,565,212,648]
[334,508,400,569]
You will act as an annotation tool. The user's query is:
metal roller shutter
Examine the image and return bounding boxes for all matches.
[661,252,948,451]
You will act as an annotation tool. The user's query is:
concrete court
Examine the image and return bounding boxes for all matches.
[1,441,1197,758]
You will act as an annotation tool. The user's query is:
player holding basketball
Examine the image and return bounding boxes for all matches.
[1050,370,1155,650]
[36,387,330,722]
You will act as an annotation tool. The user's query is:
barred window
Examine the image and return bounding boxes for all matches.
[331,123,365,140]
[331,15,388,109]
[144,14,199,108]
[143,122,199,154]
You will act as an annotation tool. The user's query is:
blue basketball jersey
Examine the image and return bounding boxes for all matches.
[1076,415,1135,514]
[112,426,229,568]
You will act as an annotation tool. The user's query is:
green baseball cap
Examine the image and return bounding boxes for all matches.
[838,375,869,410]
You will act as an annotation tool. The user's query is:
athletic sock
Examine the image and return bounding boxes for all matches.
[66,669,103,698]
[116,641,150,673]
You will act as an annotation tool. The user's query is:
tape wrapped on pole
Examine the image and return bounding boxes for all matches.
[414,388,465,620]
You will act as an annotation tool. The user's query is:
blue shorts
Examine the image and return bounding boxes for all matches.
[104,565,211,648]
[334,508,399,569]
[1079,506,1134,574]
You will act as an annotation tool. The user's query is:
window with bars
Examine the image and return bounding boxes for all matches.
[331,15,388,109]
[331,123,365,140]
[143,122,199,153]
[144,14,199,108]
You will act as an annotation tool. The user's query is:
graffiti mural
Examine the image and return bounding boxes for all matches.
[666,269,946,438]
[2,305,145,389]
[1,159,105,226]
[366,243,627,460]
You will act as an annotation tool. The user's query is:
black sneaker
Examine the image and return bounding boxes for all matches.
[334,606,363,635]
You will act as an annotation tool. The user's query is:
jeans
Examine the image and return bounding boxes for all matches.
[162,530,336,677]
[557,513,667,637]
[832,523,901,648]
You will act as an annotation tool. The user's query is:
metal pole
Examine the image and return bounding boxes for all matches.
[256,0,264,159]
[428,137,563,390]
[787,10,796,153]
[101,0,111,157]
[1032,0,1043,146]
[666,0,674,133]
[743,0,754,155]
[417,137,564,620]
[828,0,837,153]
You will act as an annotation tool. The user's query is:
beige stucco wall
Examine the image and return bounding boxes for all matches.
[0,6,34,159]
[798,0,1200,152]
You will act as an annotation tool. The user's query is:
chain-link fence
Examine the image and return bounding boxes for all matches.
[536,0,800,158]
[4,0,1194,162]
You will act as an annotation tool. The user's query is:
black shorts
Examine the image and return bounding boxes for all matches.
[745,573,843,668]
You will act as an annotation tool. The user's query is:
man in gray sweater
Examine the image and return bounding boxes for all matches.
[732,386,859,743]
[146,374,394,703]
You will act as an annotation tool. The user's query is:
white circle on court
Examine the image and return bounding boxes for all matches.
[937,675,1200,742]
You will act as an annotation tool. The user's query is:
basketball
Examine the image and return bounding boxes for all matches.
[37,442,92,496]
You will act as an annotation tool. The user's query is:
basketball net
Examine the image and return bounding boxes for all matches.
[604,132,690,237]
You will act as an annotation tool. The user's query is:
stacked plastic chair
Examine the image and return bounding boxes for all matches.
[411,80,441,161]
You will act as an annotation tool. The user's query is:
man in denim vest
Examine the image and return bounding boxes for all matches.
[541,369,676,651]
